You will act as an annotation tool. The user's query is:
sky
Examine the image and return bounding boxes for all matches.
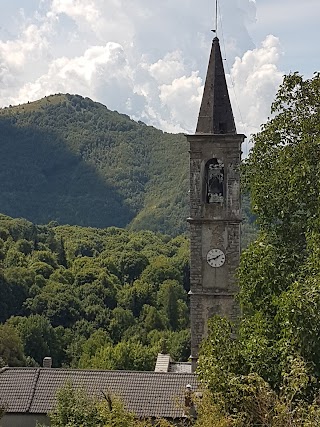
[0,0,319,148]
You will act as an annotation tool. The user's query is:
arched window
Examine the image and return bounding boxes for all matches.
[205,158,224,203]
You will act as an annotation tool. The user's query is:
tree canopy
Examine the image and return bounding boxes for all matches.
[0,214,190,370]
[197,72,320,425]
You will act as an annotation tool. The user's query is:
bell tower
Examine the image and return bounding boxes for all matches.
[187,37,245,371]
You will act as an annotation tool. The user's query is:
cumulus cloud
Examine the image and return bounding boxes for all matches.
[228,35,283,153]
[149,51,186,85]
[14,43,137,106]
[159,73,203,133]
[0,0,285,141]
[51,0,100,23]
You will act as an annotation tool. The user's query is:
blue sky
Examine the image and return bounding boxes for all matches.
[251,0,319,76]
[0,0,318,141]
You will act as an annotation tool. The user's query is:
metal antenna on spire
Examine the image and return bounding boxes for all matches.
[211,0,218,37]
[215,0,218,35]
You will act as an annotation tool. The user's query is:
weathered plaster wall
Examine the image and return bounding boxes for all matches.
[0,414,49,427]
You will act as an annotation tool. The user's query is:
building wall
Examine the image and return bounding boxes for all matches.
[0,414,49,427]
[187,134,244,369]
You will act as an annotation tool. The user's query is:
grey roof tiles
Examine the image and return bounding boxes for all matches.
[0,367,198,419]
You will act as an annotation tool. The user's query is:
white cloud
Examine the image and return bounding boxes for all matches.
[228,34,283,152]
[0,0,289,142]
[159,73,203,133]
[0,23,49,71]
[51,0,100,23]
[149,51,186,85]
[14,42,133,104]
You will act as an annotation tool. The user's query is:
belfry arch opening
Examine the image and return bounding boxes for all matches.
[204,158,224,204]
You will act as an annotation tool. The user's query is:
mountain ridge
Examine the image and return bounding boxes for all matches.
[0,94,188,236]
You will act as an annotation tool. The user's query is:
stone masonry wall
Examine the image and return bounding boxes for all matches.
[187,133,245,368]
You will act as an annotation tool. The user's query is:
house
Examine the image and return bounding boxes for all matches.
[0,366,198,427]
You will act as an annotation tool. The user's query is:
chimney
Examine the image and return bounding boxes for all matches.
[43,357,52,368]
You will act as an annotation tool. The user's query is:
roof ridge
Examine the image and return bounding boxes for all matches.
[0,367,9,374]
[26,368,40,413]
[11,367,196,375]
[0,367,39,370]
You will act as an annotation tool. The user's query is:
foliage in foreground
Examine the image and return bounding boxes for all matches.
[197,318,320,427]
[0,405,5,421]
[37,382,175,427]
[197,72,320,426]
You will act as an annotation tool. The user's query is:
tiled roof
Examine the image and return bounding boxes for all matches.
[0,367,198,419]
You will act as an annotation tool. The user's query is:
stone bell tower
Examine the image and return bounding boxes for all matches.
[187,37,246,371]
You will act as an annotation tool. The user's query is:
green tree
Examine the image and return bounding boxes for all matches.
[243,72,320,239]
[26,282,81,327]
[45,382,172,427]
[140,257,182,288]
[0,216,190,370]
[8,315,58,365]
[140,305,166,332]
[117,280,155,317]
[0,324,26,366]
[196,73,320,424]
[238,72,320,387]
[77,329,112,368]
[0,270,12,322]
[197,318,320,427]
[49,382,103,427]
[116,251,149,284]
[109,307,135,342]
[4,267,34,317]
[157,280,185,330]
[85,341,156,371]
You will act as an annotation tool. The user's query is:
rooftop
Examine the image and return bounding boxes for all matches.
[0,367,198,419]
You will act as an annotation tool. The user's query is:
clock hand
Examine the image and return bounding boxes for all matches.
[207,255,221,261]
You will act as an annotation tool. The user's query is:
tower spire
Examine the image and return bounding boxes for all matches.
[196,37,236,134]
[187,28,246,372]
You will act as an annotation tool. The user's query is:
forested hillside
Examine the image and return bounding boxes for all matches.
[0,214,190,369]
[0,94,256,240]
[0,94,188,236]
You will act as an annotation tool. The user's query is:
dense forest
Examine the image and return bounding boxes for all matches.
[0,93,257,372]
[0,213,190,369]
[0,94,188,236]
[0,94,256,241]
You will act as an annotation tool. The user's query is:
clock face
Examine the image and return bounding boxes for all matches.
[206,248,225,268]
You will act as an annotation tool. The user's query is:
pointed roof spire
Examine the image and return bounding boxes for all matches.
[196,37,236,134]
